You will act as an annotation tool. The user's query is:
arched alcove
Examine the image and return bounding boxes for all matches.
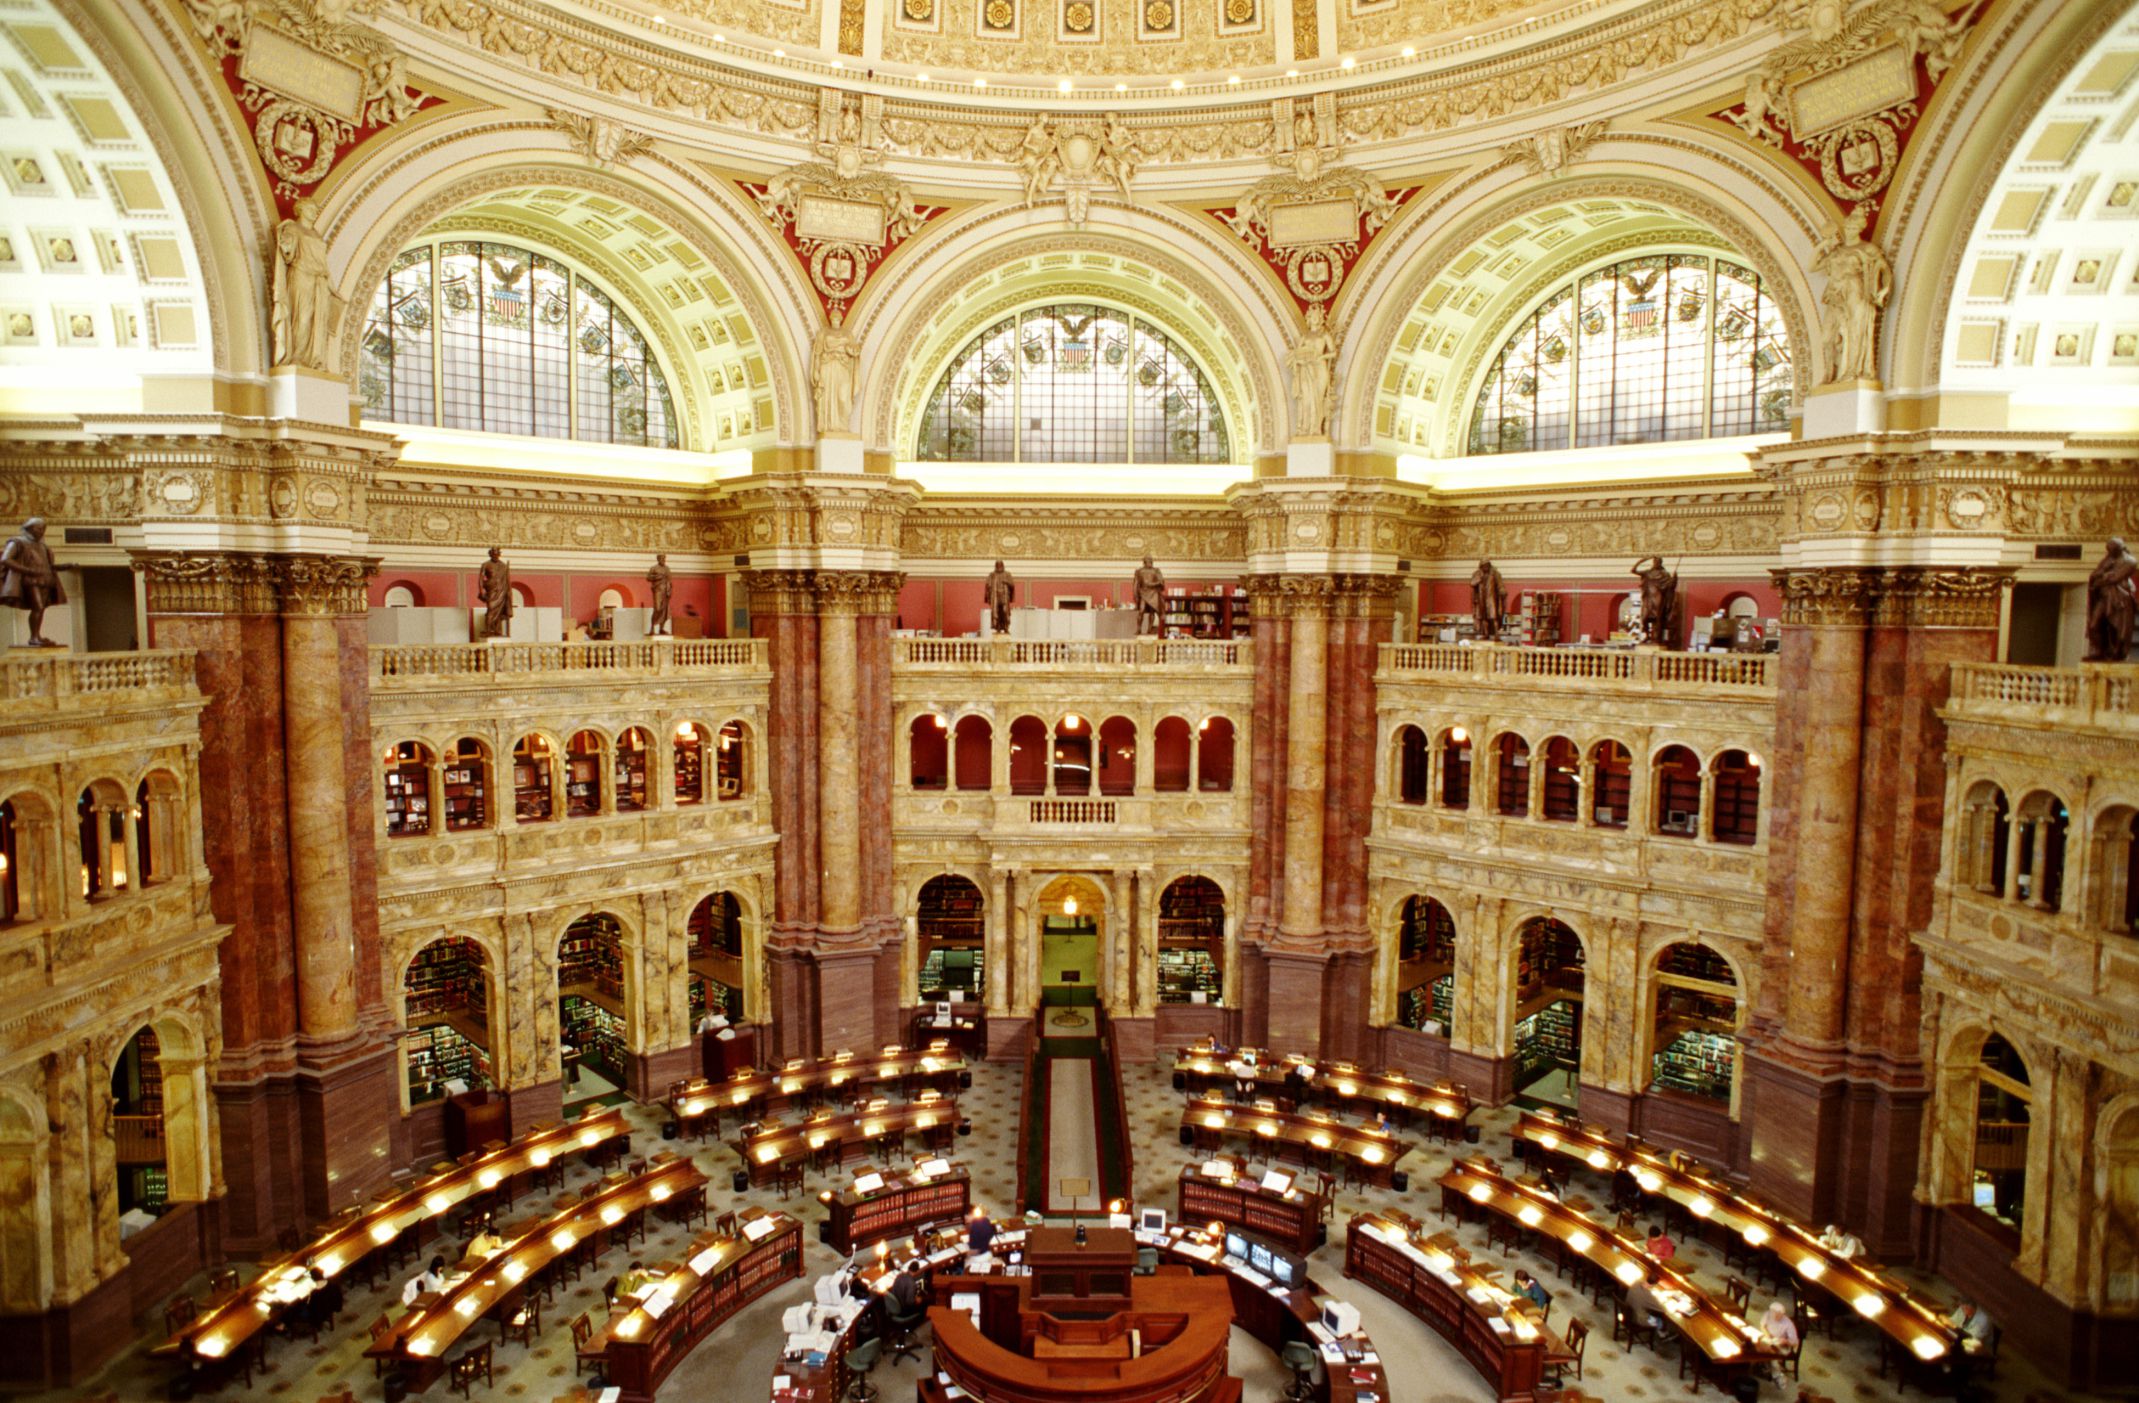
[403,937,496,1106]
[1511,917,1586,1106]
[556,913,631,1107]
[1396,896,1457,1036]
[916,875,985,1002]
[687,891,747,1025]
[1647,943,1741,1106]
[1157,876,1226,1005]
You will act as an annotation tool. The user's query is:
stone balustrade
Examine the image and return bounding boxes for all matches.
[0,649,197,702]
[371,638,769,684]
[1947,662,2136,730]
[893,637,1250,670]
[1379,642,1774,692]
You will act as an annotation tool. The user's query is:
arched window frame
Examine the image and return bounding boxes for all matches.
[1468,252,1793,456]
[913,301,1232,465]
[359,238,682,449]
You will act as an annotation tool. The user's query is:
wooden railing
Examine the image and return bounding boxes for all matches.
[1379,642,1774,691]
[372,638,768,682]
[1949,662,2134,725]
[894,638,1249,669]
[0,650,195,701]
[114,1114,165,1164]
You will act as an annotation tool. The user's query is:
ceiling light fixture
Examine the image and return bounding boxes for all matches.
[1285,68,1298,77]
[1401,45,1415,56]
[1059,79,1073,93]
[975,77,987,87]
[1170,77,1184,89]
[917,72,930,81]
[1228,74,1241,84]
[1340,55,1355,69]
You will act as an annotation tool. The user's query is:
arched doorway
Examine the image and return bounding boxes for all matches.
[1972,1033,2031,1229]
[1157,877,1225,1005]
[2103,1104,2139,1309]
[1396,896,1456,1036]
[1034,875,1106,1033]
[1647,943,1739,1106]
[686,892,745,1026]
[916,875,984,1003]
[403,937,496,1106]
[111,1027,166,1215]
[1512,917,1586,1107]
[556,913,630,1107]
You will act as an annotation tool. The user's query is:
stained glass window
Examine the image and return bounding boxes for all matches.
[359,239,678,449]
[1469,256,1790,455]
[915,303,1229,464]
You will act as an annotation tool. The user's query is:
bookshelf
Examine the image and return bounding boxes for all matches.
[918,877,984,1000]
[716,723,745,798]
[1591,744,1632,827]
[1158,878,1225,1004]
[1515,1001,1578,1086]
[1162,584,1250,640]
[560,917,628,1082]
[561,996,627,1082]
[405,938,493,1103]
[1516,922,1585,1004]
[675,726,705,803]
[1495,738,1530,817]
[1655,752,1702,836]
[565,735,602,817]
[602,1214,805,1403]
[689,975,740,1023]
[442,740,487,830]
[1441,736,1472,808]
[1712,760,1760,845]
[513,738,553,821]
[1652,1029,1735,1100]
[823,1167,972,1253]
[689,892,744,957]
[614,731,650,811]
[1515,591,1563,646]
[1416,612,1476,644]
[115,1027,162,1117]
[383,744,430,838]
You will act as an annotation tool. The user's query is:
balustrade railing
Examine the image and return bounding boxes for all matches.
[1027,799,1117,824]
[0,650,195,701]
[373,638,768,682]
[894,638,1249,668]
[1379,642,1774,692]
[1949,662,2134,725]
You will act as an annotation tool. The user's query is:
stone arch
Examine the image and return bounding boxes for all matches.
[2096,1093,2139,1310]
[108,1009,211,1206]
[325,132,809,449]
[0,788,60,922]
[859,210,1290,460]
[1338,153,1822,454]
[1500,911,1593,1096]
[682,884,762,1025]
[0,1083,51,1312]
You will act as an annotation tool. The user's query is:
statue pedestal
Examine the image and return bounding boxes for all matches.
[1286,437,1334,477]
[816,434,865,474]
[1802,380,1884,438]
[268,364,349,424]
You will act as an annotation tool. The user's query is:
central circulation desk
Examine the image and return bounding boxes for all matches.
[929,1273,1238,1403]
[1345,1209,1559,1402]
[1176,1159,1326,1254]
[820,1161,971,1253]
[595,1207,804,1403]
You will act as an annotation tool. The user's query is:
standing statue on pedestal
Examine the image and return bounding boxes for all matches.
[812,307,860,435]
[1133,555,1167,637]
[477,546,513,641]
[0,517,65,647]
[1812,204,1891,384]
[2086,537,2137,662]
[984,560,1015,636]
[1287,303,1337,437]
[646,553,673,636]
[1631,555,1679,647]
[271,198,335,369]
[1469,559,1505,642]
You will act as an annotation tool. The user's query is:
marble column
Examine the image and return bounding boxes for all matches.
[283,612,360,1041]
[816,606,862,936]
[1280,590,1329,942]
[986,871,1011,1018]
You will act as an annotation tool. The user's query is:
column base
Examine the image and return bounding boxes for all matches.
[629,1044,699,1101]
[1741,1046,1848,1225]
[1107,1014,1155,1064]
[1261,947,1329,1052]
[985,1014,1034,1061]
[214,1073,303,1254]
[294,1040,399,1220]
[1627,1087,1744,1175]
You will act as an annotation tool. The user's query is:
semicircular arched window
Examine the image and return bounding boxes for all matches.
[1468,254,1790,456]
[915,302,1229,464]
[359,239,679,449]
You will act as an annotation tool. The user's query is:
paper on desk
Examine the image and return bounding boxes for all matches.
[599,1390,621,1403]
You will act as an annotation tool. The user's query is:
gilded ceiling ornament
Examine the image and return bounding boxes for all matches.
[1226,0,1254,21]
[547,109,655,169]
[1144,0,1175,29]
[1502,120,1606,179]
[743,160,942,319]
[1212,112,1401,313]
[1065,0,1094,30]
[1017,114,1140,227]
[1713,0,1980,227]
[984,0,1015,27]
[905,0,934,16]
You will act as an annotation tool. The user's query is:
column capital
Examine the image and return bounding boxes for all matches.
[275,554,379,617]
[1246,571,1402,620]
[131,550,280,615]
[1769,565,2013,629]
[813,569,905,616]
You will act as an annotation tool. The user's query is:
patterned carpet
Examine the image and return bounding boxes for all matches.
[47,1058,2116,1403]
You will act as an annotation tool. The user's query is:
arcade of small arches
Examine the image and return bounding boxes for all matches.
[1955,780,2139,934]
[1388,724,1764,844]
[0,767,193,921]
[904,709,1239,795]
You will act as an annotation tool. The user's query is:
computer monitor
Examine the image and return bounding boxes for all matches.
[1140,1208,1167,1235]
[1271,1257,1297,1287]
[1320,1300,1362,1336]
[1224,1230,1249,1260]
[1249,1242,1274,1275]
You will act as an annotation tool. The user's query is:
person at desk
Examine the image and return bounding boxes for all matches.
[1283,1061,1314,1108]
[1949,1296,1994,1347]
[1229,1053,1258,1103]
[965,1206,997,1256]
[402,1255,448,1305]
[694,1009,731,1035]
[618,1260,660,1297]
[1513,1269,1552,1312]
[1819,1223,1865,1259]
[1645,1224,1676,1261]
[465,1228,506,1262]
[888,1260,924,1312]
[1626,1265,1671,1332]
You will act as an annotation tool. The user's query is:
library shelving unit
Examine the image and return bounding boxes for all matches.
[564,734,602,817]
[614,731,650,810]
[513,736,553,820]
[1157,878,1225,1004]
[1652,1029,1735,1099]
[1416,613,1477,644]
[383,742,430,838]
[675,726,705,803]
[405,938,494,1104]
[918,877,984,1000]
[1650,944,1738,1101]
[442,739,487,830]
[823,1167,973,1253]
[1515,1001,1579,1088]
[1514,591,1563,647]
[1162,584,1250,639]
[560,919,629,1086]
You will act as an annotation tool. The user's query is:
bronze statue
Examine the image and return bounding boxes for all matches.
[983,560,1015,636]
[646,553,673,636]
[2086,537,2137,662]
[1469,560,1505,641]
[0,517,65,647]
[477,547,513,641]
[1133,555,1167,637]
[1632,555,1679,647]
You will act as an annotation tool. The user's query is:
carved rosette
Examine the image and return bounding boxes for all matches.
[276,554,378,617]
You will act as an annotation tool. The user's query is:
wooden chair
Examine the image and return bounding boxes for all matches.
[1774,1327,1803,1381]
[617,1206,647,1249]
[1312,1172,1336,1223]
[501,1295,541,1348]
[715,1211,740,1239]
[811,1137,845,1177]
[1613,1301,1659,1354]
[571,1311,607,1384]
[369,1315,396,1375]
[1724,1275,1752,1315]
[1543,1318,1587,1384]
[448,1340,494,1396]
[163,1295,199,1337]
[206,1266,241,1298]
[776,1161,807,1200]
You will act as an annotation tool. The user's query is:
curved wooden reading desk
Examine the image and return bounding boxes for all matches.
[928,1274,1237,1403]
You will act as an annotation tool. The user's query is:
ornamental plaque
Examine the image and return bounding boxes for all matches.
[1788,44,1915,139]
[797,193,888,246]
[238,26,365,124]
[1267,198,1357,248]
